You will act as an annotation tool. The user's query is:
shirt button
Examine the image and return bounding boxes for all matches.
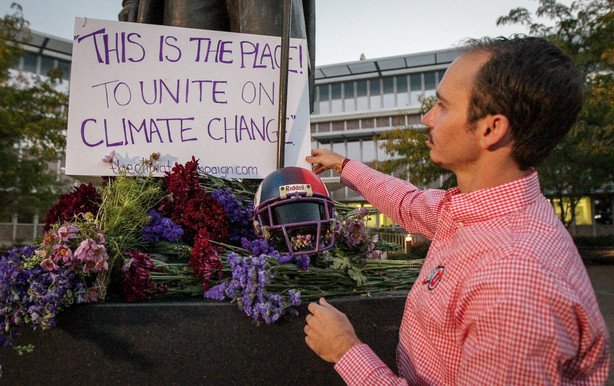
[457,222,464,228]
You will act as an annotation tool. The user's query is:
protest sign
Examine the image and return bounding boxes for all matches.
[66,18,311,178]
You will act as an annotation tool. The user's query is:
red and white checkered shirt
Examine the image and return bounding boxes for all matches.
[335,161,610,385]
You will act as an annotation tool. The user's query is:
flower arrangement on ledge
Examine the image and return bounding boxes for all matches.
[0,155,423,374]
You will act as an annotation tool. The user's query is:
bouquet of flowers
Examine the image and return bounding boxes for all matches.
[0,155,423,374]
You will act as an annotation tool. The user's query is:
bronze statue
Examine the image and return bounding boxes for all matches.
[118,0,315,110]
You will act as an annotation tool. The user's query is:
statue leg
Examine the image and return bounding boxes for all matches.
[225,0,306,39]
[163,0,230,31]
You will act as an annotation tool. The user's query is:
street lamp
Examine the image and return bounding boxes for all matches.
[404,234,413,254]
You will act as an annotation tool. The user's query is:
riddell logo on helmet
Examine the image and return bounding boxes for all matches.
[283,184,309,192]
[279,184,313,199]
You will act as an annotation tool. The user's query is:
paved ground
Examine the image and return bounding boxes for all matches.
[586,264,614,385]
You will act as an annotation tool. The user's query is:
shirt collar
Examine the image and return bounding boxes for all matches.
[444,171,541,224]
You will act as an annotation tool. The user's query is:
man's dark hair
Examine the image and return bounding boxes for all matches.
[462,36,583,170]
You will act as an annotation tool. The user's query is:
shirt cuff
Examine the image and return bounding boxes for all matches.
[339,159,363,191]
[334,343,395,385]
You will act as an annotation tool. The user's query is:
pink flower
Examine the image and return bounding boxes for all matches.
[102,150,115,164]
[52,244,74,265]
[40,258,59,271]
[87,286,101,302]
[57,224,78,242]
[148,152,161,165]
[366,250,383,260]
[74,238,95,261]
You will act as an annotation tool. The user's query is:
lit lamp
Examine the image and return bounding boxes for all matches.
[404,234,413,254]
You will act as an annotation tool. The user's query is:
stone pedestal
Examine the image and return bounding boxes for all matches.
[1,292,408,385]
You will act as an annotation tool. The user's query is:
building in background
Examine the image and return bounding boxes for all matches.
[8,30,72,183]
[310,49,458,228]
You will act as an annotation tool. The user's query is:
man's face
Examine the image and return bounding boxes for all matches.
[421,52,490,173]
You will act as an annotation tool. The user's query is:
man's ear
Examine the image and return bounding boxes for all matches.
[477,114,512,150]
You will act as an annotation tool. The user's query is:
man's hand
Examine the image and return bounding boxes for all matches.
[304,298,361,363]
[306,149,346,175]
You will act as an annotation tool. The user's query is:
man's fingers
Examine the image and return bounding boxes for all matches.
[319,298,337,311]
[308,301,323,314]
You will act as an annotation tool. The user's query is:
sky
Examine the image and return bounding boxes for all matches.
[0,0,569,65]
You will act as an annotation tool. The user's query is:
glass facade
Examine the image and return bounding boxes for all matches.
[16,51,71,80]
[315,67,445,115]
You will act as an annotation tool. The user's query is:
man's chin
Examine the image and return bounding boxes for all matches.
[429,155,450,171]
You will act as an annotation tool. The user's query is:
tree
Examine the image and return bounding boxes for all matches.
[498,0,614,226]
[0,3,69,222]
[372,96,455,189]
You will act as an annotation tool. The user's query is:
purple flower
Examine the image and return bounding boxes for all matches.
[220,252,299,325]
[288,290,301,307]
[142,210,184,243]
[212,189,256,242]
[204,283,227,300]
[295,255,310,271]
[277,253,295,264]
[0,246,87,351]
[335,207,372,251]
[241,237,277,257]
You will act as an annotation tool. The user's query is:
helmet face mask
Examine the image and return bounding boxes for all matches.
[254,168,336,255]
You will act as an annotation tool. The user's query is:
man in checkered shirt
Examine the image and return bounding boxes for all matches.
[305,36,610,385]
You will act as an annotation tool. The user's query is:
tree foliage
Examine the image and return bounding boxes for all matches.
[498,0,614,226]
[0,3,69,221]
[372,96,455,189]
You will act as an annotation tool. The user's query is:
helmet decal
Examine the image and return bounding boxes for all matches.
[279,184,312,199]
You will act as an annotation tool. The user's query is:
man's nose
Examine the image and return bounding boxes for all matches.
[422,107,434,127]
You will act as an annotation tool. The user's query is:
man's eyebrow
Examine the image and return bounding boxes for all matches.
[435,91,448,103]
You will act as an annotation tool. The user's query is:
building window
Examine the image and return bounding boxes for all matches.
[369,78,381,95]
[383,76,394,94]
[346,119,359,130]
[361,118,374,129]
[362,140,377,163]
[347,141,360,160]
[410,74,422,91]
[23,52,38,72]
[391,115,406,127]
[376,116,390,128]
[318,123,331,132]
[58,59,71,80]
[424,71,436,90]
[343,81,355,98]
[356,80,368,97]
[396,75,408,93]
[40,56,55,75]
[318,85,329,101]
[331,83,342,100]
[408,114,421,125]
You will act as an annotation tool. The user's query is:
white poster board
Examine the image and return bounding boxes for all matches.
[66,18,311,178]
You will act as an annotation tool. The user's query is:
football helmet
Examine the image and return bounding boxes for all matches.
[254,167,336,255]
